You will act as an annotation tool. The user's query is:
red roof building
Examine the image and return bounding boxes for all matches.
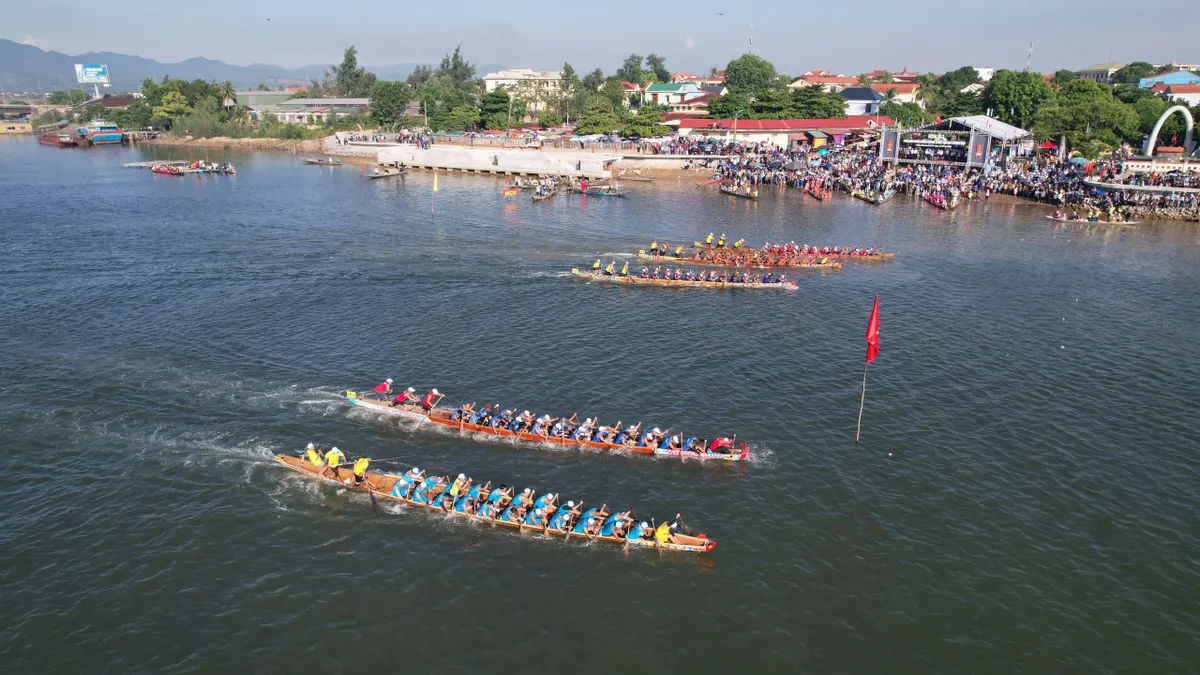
[678,115,893,146]
[789,75,860,91]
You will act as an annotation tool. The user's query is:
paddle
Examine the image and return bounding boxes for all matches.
[676,514,695,536]
[363,474,382,519]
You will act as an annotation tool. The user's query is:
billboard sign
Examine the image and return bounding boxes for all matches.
[75,64,110,84]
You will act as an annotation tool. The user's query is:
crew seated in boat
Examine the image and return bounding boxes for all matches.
[503,488,536,522]
[572,506,609,535]
[673,244,684,257]
[374,378,393,400]
[614,423,640,445]
[449,403,474,421]
[548,500,582,531]
[479,485,511,518]
[467,403,493,425]
[392,386,417,407]
[303,442,322,467]
[507,410,533,432]
[627,521,654,541]
[391,467,425,499]
[603,261,616,276]
[660,434,684,451]
[490,408,514,429]
[570,418,596,441]
[732,239,744,249]
[593,424,618,444]
[524,507,551,528]
[412,475,448,504]
[639,267,650,278]
[619,262,629,277]
[549,415,574,437]
[600,511,634,538]
[638,427,664,447]
[655,517,682,544]
[592,259,601,271]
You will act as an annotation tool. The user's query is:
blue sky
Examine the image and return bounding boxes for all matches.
[8,0,1197,74]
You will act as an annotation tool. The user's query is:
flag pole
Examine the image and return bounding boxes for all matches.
[855,360,868,444]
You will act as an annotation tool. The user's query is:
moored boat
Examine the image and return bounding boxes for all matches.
[273,453,717,553]
[531,189,557,202]
[366,167,406,179]
[303,157,342,166]
[571,268,797,290]
[344,391,749,462]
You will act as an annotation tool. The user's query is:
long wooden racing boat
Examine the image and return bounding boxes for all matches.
[273,453,717,553]
[1046,215,1139,225]
[303,157,342,166]
[719,185,758,199]
[571,268,797,290]
[573,187,626,197]
[691,242,895,262]
[345,391,749,462]
[638,251,841,270]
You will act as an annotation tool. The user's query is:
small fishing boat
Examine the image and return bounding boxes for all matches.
[273,453,717,553]
[1046,215,1138,226]
[719,185,758,199]
[344,391,748,462]
[571,268,797,290]
[151,164,184,176]
[367,166,406,179]
[531,190,557,202]
[575,187,627,198]
[303,157,342,166]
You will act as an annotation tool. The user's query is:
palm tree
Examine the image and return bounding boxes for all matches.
[882,88,899,105]
[856,73,872,87]
[708,66,719,78]
[219,81,236,111]
[915,73,939,110]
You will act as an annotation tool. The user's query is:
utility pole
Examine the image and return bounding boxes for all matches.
[1025,42,1034,73]
[749,24,754,54]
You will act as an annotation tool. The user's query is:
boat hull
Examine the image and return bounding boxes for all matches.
[691,242,894,261]
[273,454,716,553]
[639,252,841,269]
[571,268,797,290]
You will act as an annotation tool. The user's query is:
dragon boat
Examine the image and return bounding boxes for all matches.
[344,391,749,462]
[851,189,895,205]
[273,453,717,553]
[573,186,626,197]
[1046,215,1139,226]
[691,242,895,262]
[638,251,841,269]
[303,157,342,166]
[571,268,797,290]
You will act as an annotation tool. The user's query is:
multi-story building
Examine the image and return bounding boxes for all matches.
[482,69,565,114]
[1077,63,1124,84]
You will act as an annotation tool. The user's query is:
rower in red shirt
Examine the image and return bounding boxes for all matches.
[421,388,442,411]
[374,378,393,400]
[393,386,416,407]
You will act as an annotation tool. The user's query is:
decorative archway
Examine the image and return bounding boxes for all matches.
[1144,105,1195,156]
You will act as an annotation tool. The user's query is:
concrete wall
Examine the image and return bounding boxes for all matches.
[376,145,620,178]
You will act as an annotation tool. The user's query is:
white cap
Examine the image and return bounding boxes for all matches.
[522,488,531,494]
[523,410,530,416]
[331,446,339,452]
[641,521,649,528]
[431,388,439,395]
[567,500,574,507]
[407,386,415,392]
[386,378,393,383]
[306,442,314,449]
[653,427,660,433]
[588,518,596,525]
[458,473,465,479]
[412,467,419,473]
[534,508,542,515]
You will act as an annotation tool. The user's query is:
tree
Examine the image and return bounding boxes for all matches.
[981,70,1054,128]
[915,73,940,109]
[879,101,930,127]
[562,62,579,91]
[407,65,434,88]
[1112,61,1156,85]
[218,81,236,110]
[1051,69,1077,89]
[256,83,270,91]
[791,85,847,119]
[370,80,410,128]
[442,104,480,131]
[152,90,193,123]
[615,54,646,84]
[330,46,377,97]
[875,70,895,84]
[574,97,622,135]
[1132,96,1181,143]
[599,79,626,111]
[47,90,70,105]
[724,54,777,94]
[708,66,719,78]
[437,46,477,91]
[1034,79,1139,157]
[581,68,606,91]
[856,74,872,87]
[881,87,899,105]
[68,89,89,105]
[750,88,793,119]
[706,92,752,119]
[645,54,670,83]
[80,102,106,121]
[622,105,669,138]
[939,90,984,117]
[539,112,561,127]
[480,88,510,121]
[937,66,981,95]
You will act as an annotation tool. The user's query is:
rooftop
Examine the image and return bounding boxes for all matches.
[948,115,1030,141]
[1079,63,1125,71]
[1165,84,1200,94]
[840,87,885,101]
[279,98,369,107]
[870,83,919,94]
[483,68,563,81]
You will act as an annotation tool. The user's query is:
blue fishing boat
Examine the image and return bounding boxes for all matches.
[77,120,124,145]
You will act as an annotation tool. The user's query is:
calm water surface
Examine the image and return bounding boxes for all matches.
[1,136,1198,673]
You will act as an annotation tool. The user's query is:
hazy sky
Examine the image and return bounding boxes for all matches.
[8,0,1197,75]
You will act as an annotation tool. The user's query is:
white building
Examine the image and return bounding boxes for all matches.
[482,69,565,114]
[1077,63,1124,84]
[972,67,996,82]
[1164,84,1200,106]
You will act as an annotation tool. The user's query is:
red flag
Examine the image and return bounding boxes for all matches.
[865,295,879,364]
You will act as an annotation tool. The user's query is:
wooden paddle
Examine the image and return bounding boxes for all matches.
[363,473,382,519]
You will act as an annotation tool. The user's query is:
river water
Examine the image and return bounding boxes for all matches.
[2,136,1198,673]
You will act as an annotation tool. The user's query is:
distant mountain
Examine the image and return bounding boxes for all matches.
[0,39,503,93]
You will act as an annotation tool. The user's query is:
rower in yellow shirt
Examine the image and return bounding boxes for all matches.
[674,244,684,257]
[733,239,744,249]
[655,516,680,544]
[619,262,629,276]
[649,240,659,254]
[705,233,714,245]
[303,442,322,467]
[322,446,346,477]
[592,259,601,271]
[349,456,370,487]
[603,261,615,276]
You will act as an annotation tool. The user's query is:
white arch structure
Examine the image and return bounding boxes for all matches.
[1143,105,1195,157]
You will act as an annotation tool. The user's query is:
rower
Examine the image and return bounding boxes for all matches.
[603,261,616,276]
[649,240,659,254]
[570,418,595,441]
[705,232,714,245]
[374,378,393,400]
[615,423,639,445]
[619,262,629,277]
[348,456,370,487]
[322,446,346,477]
[392,467,423,498]
[639,267,649,278]
[393,386,417,407]
[304,443,322,467]
[592,259,601,271]
[674,244,684,257]
[733,239,745,249]
[449,473,469,497]
[468,403,491,425]
[655,515,681,544]
[421,388,440,411]
[637,427,660,447]
[508,410,532,432]
[717,233,726,248]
